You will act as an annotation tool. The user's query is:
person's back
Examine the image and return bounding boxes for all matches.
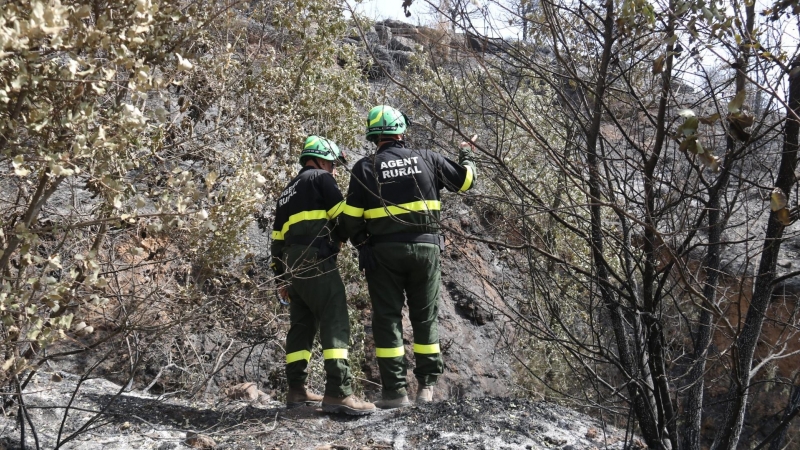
[272,166,343,266]
[347,141,473,240]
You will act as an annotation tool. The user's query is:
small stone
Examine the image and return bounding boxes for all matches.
[543,435,567,446]
[228,382,260,401]
[185,432,216,449]
[73,321,94,337]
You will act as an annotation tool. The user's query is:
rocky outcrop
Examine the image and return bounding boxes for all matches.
[341,20,475,80]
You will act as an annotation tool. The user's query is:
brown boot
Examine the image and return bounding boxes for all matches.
[416,386,433,404]
[375,395,412,410]
[286,386,323,409]
[321,394,376,415]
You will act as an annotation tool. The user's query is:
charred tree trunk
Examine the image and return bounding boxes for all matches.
[641,3,679,447]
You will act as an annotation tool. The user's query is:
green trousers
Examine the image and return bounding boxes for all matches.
[366,242,444,400]
[284,245,353,398]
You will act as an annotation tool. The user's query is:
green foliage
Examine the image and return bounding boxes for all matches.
[0,0,368,394]
[1,0,209,383]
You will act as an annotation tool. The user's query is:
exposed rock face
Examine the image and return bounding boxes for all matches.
[341,20,473,80]
[389,35,417,52]
[374,24,391,43]
[255,23,523,401]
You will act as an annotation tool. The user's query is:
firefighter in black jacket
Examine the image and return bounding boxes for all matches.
[271,136,375,415]
[340,106,477,408]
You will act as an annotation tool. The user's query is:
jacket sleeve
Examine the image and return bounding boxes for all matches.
[318,172,349,243]
[339,168,369,247]
[270,220,285,279]
[437,146,477,193]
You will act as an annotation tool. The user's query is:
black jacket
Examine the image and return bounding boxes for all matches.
[270,167,346,276]
[341,141,476,246]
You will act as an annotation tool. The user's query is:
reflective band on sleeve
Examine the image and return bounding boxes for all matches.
[277,210,328,239]
[459,165,474,192]
[363,200,441,220]
[413,343,440,354]
[376,346,405,358]
[272,230,284,240]
[323,348,349,360]
[342,203,364,217]
[286,350,312,364]
[327,201,345,219]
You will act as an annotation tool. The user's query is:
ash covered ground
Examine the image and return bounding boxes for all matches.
[0,370,634,450]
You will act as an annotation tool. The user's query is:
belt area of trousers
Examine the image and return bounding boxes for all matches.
[283,235,330,247]
[369,232,444,251]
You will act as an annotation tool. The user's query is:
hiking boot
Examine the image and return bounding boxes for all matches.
[416,386,433,404]
[286,386,323,409]
[321,395,376,416]
[374,395,412,410]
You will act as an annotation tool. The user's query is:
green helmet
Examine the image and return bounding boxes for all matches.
[299,135,347,165]
[366,105,410,142]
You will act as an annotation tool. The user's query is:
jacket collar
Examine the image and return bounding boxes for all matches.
[299,165,321,174]
[377,140,405,153]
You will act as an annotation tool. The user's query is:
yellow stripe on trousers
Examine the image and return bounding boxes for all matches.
[286,350,312,364]
[376,347,405,358]
[413,343,440,354]
[323,348,348,360]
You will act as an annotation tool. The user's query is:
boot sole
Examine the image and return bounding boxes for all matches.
[321,403,376,415]
[375,400,412,410]
[286,400,322,409]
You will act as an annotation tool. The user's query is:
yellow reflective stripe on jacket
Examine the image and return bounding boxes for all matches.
[459,165,474,192]
[363,200,441,220]
[272,210,328,240]
[376,346,405,358]
[327,201,345,219]
[413,343,440,354]
[286,350,312,364]
[342,203,364,217]
[323,348,348,360]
